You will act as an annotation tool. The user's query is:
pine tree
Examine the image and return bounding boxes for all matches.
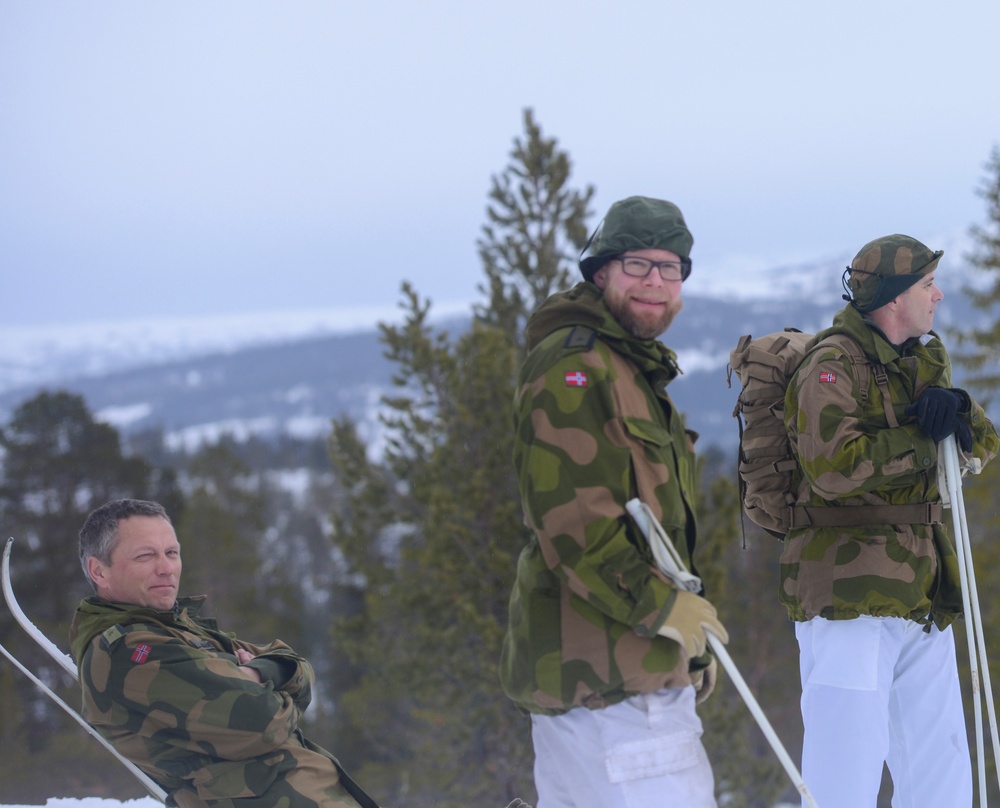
[953,144,1000,405]
[174,442,283,640]
[475,107,595,349]
[940,145,1000,805]
[0,391,179,802]
[0,391,170,667]
[326,110,592,807]
[694,452,793,807]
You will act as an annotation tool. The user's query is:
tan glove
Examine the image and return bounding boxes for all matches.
[657,590,729,658]
[691,656,718,705]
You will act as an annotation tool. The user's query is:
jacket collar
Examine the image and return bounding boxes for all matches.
[526,283,682,385]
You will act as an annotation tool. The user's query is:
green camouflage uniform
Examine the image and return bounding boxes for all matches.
[69,595,363,808]
[781,303,999,628]
[500,282,707,716]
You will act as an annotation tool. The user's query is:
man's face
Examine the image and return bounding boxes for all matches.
[593,248,684,339]
[88,516,182,611]
[894,272,943,340]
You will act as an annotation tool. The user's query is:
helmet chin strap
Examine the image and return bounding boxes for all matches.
[842,267,918,314]
[842,266,882,313]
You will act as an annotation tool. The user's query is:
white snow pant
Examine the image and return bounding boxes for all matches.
[530,686,716,808]
[796,615,971,808]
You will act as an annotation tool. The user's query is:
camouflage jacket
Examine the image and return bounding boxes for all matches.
[782,304,999,628]
[500,283,706,716]
[69,596,361,808]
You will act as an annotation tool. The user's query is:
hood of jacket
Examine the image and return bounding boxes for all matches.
[69,595,209,665]
[526,282,682,385]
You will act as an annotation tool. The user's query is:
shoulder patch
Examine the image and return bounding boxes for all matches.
[563,326,597,351]
[130,644,152,664]
[101,624,127,649]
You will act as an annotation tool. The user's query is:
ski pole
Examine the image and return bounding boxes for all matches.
[948,440,1000,775]
[941,436,1000,803]
[2,538,167,803]
[0,633,167,802]
[625,500,820,808]
[943,438,987,805]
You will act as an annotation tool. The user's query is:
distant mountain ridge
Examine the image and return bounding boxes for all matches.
[0,249,991,455]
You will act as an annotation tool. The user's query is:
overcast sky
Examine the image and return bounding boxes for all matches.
[3,1,999,330]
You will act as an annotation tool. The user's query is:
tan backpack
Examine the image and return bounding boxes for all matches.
[727,328,904,540]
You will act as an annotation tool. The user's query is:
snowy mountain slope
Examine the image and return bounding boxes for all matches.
[0,303,473,396]
[0,249,990,455]
[0,295,825,452]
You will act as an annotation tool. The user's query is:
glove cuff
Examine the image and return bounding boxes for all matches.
[950,387,972,414]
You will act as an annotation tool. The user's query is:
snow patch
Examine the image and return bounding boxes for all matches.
[285,414,332,441]
[1,800,161,808]
[95,403,154,429]
[675,347,731,375]
[164,417,280,452]
[266,468,314,506]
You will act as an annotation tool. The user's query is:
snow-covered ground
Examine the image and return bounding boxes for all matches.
[1,800,801,808]
[2,800,161,808]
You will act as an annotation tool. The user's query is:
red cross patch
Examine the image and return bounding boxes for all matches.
[819,371,837,384]
[564,371,588,387]
[131,644,151,664]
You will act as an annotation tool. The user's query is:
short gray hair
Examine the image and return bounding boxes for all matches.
[79,499,172,589]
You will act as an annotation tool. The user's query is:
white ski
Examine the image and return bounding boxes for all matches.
[2,537,167,803]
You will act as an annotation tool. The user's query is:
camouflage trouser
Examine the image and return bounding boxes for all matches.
[171,746,363,807]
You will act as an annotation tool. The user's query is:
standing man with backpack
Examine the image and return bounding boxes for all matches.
[782,234,999,807]
[500,196,727,807]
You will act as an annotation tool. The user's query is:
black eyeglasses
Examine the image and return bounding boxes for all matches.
[616,255,691,282]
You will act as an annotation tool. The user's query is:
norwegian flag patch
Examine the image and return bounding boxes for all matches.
[564,371,588,387]
[819,371,837,384]
[131,644,152,664]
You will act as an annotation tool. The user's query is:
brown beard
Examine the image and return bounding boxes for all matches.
[605,294,683,339]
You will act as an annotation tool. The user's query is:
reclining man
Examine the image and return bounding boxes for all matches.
[70,497,377,808]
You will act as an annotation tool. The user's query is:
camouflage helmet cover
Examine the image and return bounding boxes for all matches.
[579,196,694,282]
[846,233,943,313]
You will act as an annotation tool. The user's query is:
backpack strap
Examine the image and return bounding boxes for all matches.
[790,333,935,528]
[816,334,898,428]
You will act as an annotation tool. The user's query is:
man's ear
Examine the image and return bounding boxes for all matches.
[87,556,106,587]
[592,266,607,290]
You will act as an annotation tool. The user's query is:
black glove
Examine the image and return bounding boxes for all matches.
[905,387,973,451]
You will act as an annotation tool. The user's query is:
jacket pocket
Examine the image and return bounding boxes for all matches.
[623,416,672,448]
[622,417,686,533]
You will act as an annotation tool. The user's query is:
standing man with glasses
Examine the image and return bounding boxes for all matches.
[500,196,726,807]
